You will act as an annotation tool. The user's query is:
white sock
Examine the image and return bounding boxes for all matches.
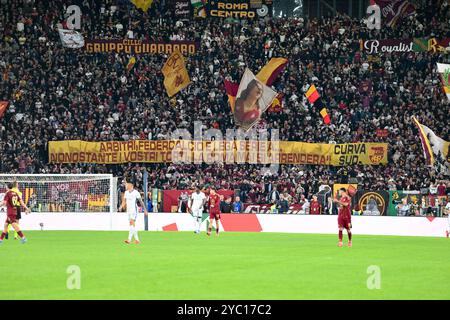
[197,217,202,232]
[193,216,198,231]
[134,228,139,241]
[128,226,134,241]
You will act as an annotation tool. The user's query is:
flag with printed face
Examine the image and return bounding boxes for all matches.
[58,28,84,49]
[437,63,450,102]
[225,57,287,112]
[412,116,449,174]
[234,69,277,131]
[162,50,191,97]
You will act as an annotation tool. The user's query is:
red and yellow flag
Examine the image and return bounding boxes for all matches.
[305,84,320,104]
[126,56,136,72]
[412,116,435,166]
[320,108,331,125]
[256,57,288,86]
[0,101,9,118]
[224,80,239,113]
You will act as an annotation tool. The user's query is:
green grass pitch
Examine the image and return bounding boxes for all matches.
[1,231,449,300]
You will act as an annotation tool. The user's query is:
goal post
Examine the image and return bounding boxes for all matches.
[0,174,118,214]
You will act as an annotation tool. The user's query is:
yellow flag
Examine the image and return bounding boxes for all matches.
[130,0,153,12]
[162,50,191,97]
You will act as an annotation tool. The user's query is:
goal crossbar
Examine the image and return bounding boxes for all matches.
[0,174,117,214]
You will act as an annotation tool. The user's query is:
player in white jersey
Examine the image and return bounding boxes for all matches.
[188,185,206,234]
[119,178,148,244]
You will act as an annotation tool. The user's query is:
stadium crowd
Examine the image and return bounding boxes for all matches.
[0,0,449,204]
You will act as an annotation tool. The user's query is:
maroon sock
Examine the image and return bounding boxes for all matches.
[0,232,5,240]
[17,231,24,238]
[216,226,219,234]
[348,231,352,242]
[338,230,343,241]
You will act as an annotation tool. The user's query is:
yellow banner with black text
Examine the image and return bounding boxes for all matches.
[49,140,388,166]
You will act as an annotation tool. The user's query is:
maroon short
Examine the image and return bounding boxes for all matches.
[209,211,221,220]
[338,215,352,229]
[6,214,18,224]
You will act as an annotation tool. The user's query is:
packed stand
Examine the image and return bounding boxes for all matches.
[0,0,449,205]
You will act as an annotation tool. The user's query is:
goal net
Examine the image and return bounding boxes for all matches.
[0,174,117,213]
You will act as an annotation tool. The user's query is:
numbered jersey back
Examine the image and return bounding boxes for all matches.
[4,190,20,216]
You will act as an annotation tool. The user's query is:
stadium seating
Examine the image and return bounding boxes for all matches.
[0,0,448,204]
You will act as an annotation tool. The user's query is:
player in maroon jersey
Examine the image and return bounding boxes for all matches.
[334,188,352,247]
[309,195,321,214]
[207,187,221,237]
[0,182,31,244]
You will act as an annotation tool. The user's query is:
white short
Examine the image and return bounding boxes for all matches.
[128,212,138,221]
[192,208,203,219]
